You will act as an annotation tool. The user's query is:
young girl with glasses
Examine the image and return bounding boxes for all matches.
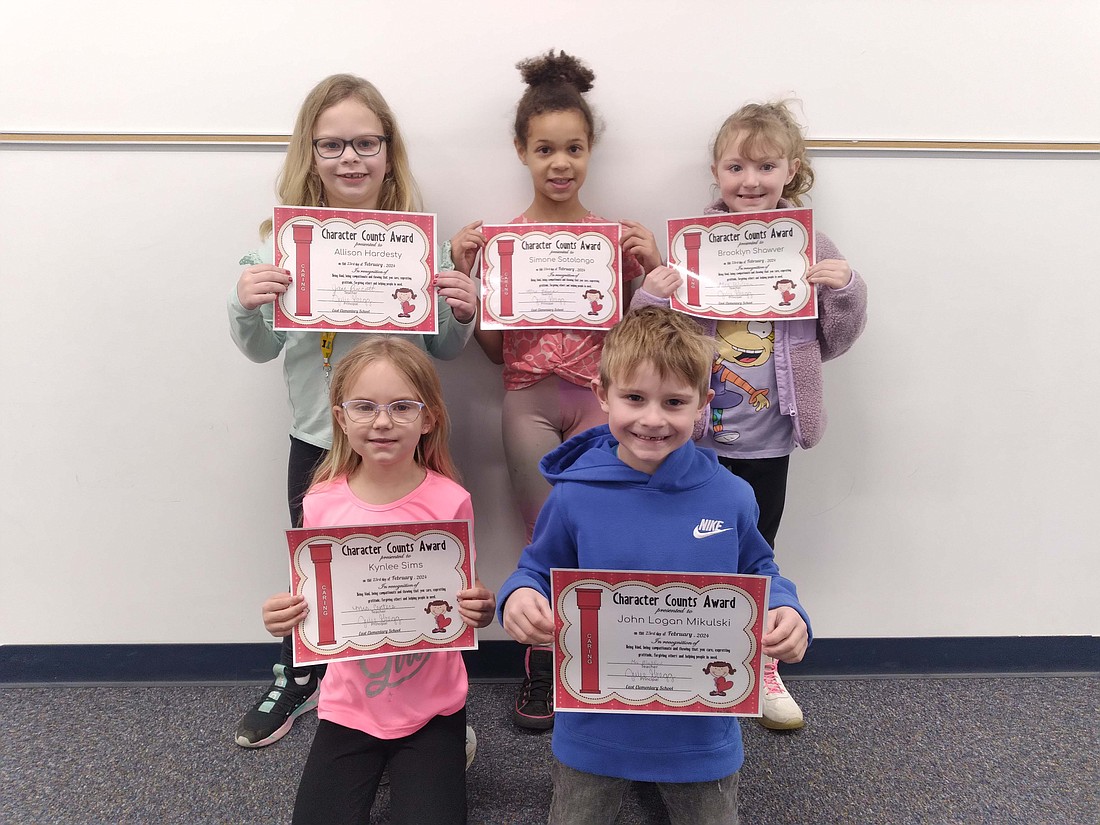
[262,336,495,825]
[227,74,477,749]
[633,99,868,731]
[446,49,663,733]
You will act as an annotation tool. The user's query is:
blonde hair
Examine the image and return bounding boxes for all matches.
[311,337,458,487]
[712,100,815,206]
[599,307,714,402]
[260,74,423,238]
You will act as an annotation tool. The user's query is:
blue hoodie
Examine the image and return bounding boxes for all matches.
[498,425,811,783]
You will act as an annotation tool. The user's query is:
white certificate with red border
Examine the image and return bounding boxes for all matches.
[286,520,476,666]
[668,208,817,321]
[479,223,623,330]
[551,568,770,716]
[272,206,438,333]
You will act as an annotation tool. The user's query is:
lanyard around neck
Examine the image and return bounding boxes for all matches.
[321,331,336,385]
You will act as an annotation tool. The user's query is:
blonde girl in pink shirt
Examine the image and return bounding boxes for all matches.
[447,49,663,733]
[262,338,495,824]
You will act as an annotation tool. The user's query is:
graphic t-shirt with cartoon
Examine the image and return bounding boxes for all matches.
[705,319,794,458]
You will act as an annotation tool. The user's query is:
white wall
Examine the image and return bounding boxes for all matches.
[2,1,1098,645]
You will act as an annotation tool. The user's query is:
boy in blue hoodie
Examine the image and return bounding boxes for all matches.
[498,306,810,825]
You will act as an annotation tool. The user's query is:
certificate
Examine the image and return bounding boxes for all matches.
[667,209,817,321]
[551,568,770,716]
[272,206,437,333]
[286,520,476,666]
[479,223,623,330]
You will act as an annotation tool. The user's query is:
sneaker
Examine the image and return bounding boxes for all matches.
[465,725,477,771]
[234,663,319,748]
[759,658,804,730]
[513,646,554,730]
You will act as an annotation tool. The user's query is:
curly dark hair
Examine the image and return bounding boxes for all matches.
[513,49,598,147]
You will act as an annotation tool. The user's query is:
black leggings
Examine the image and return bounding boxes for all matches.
[292,710,468,825]
[282,436,329,673]
[288,435,328,528]
[717,455,790,548]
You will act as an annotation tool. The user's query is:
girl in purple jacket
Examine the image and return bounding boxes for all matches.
[633,100,868,730]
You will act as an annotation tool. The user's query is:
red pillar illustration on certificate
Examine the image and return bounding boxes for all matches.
[497,239,515,317]
[293,223,314,317]
[684,231,702,307]
[575,587,603,694]
[308,542,336,646]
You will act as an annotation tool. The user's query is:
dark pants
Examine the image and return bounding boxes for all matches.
[282,436,329,674]
[293,711,468,825]
[549,760,738,825]
[288,435,328,528]
[716,455,790,548]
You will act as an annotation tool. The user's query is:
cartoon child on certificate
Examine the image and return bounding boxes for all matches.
[703,661,737,696]
[393,287,419,318]
[425,599,454,634]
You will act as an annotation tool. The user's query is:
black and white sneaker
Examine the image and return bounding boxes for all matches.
[513,646,554,730]
[234,664,319,748]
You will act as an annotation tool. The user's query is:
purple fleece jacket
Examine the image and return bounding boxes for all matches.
[633,198,867,449]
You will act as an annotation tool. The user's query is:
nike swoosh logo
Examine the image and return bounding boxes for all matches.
[693,526,734,539]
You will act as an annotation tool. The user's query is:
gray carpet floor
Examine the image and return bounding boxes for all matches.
[1,677,1097,824]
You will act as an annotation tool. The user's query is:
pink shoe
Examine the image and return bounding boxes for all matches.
[760,658,804,730]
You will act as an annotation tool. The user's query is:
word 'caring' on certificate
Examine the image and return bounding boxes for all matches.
[668,208,817,321]
[287,520,476,666]
[480,222,623,330]
[272,206,437,333]
[551,569,770,716]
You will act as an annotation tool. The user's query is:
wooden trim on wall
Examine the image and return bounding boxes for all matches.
[0,132,288,145]
[809,139,1100,153]
[1,132,1098,154]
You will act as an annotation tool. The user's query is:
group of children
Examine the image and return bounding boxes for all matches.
[227,50,866,825]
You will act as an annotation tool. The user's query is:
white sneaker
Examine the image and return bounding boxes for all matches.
[465,725,477,771]
[760,658,804,730]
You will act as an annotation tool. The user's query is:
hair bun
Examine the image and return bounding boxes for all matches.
[516,49,595,94]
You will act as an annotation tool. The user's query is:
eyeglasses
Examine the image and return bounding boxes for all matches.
[312,135,389,159]
[340,399,425,424]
